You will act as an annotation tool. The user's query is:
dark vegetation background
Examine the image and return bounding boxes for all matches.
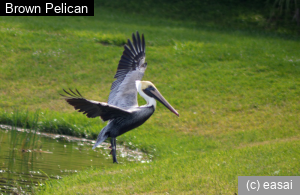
[95,0,300,35]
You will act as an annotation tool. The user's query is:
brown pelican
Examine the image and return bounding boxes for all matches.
[61,32,179,163]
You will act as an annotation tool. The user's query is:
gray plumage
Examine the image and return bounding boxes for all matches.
[108,32,146,109]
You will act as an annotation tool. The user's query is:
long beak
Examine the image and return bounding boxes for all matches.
[150,89,179,117]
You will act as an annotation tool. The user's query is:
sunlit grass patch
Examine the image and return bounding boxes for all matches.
[37,140,300,195]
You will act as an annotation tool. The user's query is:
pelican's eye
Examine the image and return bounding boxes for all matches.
[143,85,156,98]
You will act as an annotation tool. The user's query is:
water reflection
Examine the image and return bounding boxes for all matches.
[0,126,149,194]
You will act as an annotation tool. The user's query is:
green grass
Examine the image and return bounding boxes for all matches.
[0,3,300,194]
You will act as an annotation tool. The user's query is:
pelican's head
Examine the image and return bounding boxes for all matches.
[136,81,179,116]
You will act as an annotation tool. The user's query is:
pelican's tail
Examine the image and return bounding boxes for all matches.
[92,126,109,149]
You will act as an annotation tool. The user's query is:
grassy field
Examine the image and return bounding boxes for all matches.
[1,2,300,194]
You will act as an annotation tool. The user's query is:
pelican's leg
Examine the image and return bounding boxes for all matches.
[110,137,118,163]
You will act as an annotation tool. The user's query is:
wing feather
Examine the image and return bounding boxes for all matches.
[133,33,139,53]
[136,32,141,53]
[142,34,145,53]
[108,31,147,109]
[121,55,133,63]
[128,39,138,56]
[61,89,131,121]
[123,45,135,59]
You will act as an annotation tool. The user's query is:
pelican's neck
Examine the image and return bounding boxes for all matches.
[144,95,157,108]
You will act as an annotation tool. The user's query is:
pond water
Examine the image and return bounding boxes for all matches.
[0,125,148,194]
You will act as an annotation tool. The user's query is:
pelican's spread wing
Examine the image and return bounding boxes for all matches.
[61,89,131,121]
[108,32,147,109]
